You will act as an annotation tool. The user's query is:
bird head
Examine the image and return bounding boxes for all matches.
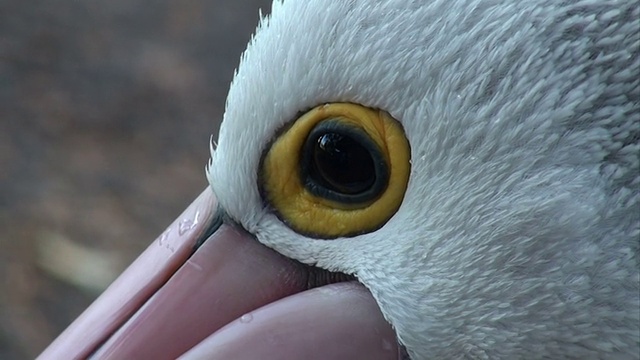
[40,0,639,359]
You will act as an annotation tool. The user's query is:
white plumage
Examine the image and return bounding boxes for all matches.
[208,0,639,358]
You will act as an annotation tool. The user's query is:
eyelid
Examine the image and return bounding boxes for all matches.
[259,102,411,239]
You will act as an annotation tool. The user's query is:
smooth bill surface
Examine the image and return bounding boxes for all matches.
[39,188,399,359]
[182,282,400,360]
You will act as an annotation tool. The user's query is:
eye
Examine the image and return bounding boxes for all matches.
[259,103,411,238]
[302,120,388,203]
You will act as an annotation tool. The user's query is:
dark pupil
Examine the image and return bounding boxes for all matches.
[311,132,375,195]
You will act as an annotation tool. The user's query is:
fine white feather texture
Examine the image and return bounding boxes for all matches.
[207,0,639,358]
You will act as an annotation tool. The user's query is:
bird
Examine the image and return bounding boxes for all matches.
[39,0,639,359]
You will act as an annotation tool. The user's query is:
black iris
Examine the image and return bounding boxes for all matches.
[312,132,376,194]
[301,120,389,203]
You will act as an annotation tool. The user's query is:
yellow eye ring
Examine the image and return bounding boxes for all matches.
[259,103,411,238]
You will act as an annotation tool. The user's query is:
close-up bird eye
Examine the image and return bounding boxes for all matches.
[259,103,411,238]
[17,0,638,359]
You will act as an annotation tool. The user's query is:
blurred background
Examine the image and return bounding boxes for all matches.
[1,1,271,358]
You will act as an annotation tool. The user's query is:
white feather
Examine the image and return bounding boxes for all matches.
[208,0,639,358]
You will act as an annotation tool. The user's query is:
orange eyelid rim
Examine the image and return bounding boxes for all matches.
[261,103,411,238]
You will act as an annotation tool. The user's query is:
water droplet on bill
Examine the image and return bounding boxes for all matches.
[381,339,393,351]
[178,211,200,235]
[240,313,253,324]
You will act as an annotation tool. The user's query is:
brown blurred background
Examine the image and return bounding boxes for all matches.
[1,1,272,358]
